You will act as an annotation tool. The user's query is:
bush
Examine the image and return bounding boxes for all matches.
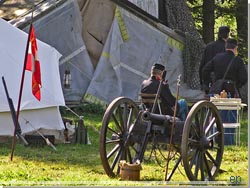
[60,102,105,118]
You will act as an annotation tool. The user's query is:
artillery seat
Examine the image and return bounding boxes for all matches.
[139,93,162,114]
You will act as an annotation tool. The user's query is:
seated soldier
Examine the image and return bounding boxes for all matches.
[141,63,188,121]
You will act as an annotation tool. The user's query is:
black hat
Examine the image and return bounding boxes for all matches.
[151,63,165,71]
[219,26,230,34]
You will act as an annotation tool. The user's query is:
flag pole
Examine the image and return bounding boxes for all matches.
[10,6,34,161]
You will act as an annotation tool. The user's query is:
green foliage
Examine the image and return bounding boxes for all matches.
[186,0,203,32]
[187,0,237,37]
[60,102,105,119]
[186,0,247,63]
[81,102,105,115]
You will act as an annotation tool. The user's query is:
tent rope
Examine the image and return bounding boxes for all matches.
[20,115,57,151]
[64,105,101,135]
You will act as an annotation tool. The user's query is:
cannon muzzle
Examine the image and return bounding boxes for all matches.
[142,111,174,123]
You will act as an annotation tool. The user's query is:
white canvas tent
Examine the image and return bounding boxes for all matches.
[0,18,65,141]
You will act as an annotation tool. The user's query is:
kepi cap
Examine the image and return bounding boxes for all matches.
[151,63,165,71]
[226,38,238,46]
[219,26,230,34]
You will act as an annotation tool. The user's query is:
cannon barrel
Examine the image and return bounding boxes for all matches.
[142,111,174,123]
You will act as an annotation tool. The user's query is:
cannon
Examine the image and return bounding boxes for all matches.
[99,73,224,181]
[99,96,224,181]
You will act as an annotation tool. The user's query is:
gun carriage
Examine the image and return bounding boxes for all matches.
[99,75,224,181]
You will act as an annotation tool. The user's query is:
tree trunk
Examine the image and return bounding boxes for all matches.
[236,0,248,104]
[235,0,247,60]
[202,0,215,44]
[158,0,167,25]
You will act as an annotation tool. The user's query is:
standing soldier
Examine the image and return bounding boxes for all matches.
[202,38,247,145]
[199,26,230,93]
[202,38,247,97]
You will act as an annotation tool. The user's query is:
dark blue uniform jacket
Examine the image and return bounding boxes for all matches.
[202,50,247,96]
[141,76,177,116]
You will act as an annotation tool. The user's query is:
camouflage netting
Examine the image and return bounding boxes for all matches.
[163,0,204,89]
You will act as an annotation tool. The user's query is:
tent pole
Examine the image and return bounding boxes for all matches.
[10,5,34,161]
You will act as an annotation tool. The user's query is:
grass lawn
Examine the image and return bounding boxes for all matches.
[0,106,248,186]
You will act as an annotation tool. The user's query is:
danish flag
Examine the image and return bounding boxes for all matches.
[26,25,41,101]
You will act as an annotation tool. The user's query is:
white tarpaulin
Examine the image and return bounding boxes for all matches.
[84,7,204,105]
[20,0,94,103]
[0,18,65,138]
[9,1,204,106]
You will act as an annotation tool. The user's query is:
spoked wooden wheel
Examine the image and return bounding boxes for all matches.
[181,100,224,181]
[100,97,140,177]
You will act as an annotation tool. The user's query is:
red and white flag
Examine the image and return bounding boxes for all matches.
[26,25,42,101]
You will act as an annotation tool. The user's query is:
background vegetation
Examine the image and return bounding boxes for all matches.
[186,0,247,62]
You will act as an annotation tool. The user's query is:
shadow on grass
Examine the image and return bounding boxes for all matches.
[0,128,102,169]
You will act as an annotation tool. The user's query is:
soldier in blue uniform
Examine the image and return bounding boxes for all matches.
[141,63,188,121]
[202,38,247,145]
[199,26,230,93]
[202,38,247,97]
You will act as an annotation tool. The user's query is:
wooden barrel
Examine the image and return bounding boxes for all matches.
[119,160,142,181]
